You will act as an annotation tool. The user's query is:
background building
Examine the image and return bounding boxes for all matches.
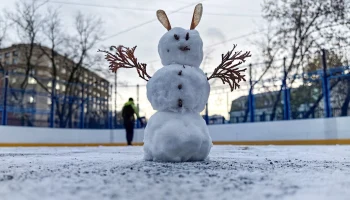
[0,44,110,128]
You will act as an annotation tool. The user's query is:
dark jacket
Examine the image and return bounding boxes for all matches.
[122,100,140,123]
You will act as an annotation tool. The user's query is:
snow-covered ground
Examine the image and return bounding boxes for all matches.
[0,145,350,200]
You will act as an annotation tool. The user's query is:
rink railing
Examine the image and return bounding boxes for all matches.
[0,116,350,146]
[1,63,350,129]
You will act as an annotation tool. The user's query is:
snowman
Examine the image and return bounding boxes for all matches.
[99,3,251,162]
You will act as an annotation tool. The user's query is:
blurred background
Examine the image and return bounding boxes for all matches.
[0,0,349,129]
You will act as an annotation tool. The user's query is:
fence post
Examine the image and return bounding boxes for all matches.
[204,73,209,124]
[80,83,85,128]
[248,89,255,122]
[2,71,9,125]
[248,64,255,122]
[110,84,114,129]
[49,78,56,128]
[282,57,291,120]
[114,72,117,128]
[136,84,140,128]
[321,49,332,118]
[106,83,110,129]
[205,103,209,124]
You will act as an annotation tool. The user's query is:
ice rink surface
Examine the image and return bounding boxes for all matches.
[0,145,350,200]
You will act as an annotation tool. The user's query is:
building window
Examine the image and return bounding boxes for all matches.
[5,52,10,58]
[4,60,10,65]
[12,58,18,64]
[13,51,18,57]
[61,68,66,74]
[13,68,25,73]
[28,77,37,84]
[241,101,245,108]
[37,70,44,76]
[0,54,2,59]
[29,96,35,103]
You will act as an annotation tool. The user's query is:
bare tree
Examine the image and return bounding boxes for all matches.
[53,12,103,128]
[288,51,347,118]
[33,10,104,128]
[0,14,8,71]
[261,0,350,120]
[242,25,282,122]
[5,0,47,125]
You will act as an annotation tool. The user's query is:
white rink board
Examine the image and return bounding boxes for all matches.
[0,117,349,143]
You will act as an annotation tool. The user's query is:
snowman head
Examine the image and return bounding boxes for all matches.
[157,4,203,67]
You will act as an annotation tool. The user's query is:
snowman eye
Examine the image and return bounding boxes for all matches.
[174,34,179,40]
[186,32,189,40]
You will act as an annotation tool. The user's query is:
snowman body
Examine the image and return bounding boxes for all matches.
[143,27,213,162]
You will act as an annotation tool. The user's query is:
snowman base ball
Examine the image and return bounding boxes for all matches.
[143,111,212,162]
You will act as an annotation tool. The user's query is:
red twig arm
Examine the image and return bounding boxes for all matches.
[207,44,251,91]
[98,45,151,81]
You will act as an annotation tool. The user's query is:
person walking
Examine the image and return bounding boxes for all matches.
[122,98,140,146]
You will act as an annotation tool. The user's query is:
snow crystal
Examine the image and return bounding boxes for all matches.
[146,63,210,112]
[143,111,212,162]
[158,27,203,68]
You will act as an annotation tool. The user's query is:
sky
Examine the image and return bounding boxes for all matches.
[0,0,266,119]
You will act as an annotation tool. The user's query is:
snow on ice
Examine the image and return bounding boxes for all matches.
[1,145,350,200]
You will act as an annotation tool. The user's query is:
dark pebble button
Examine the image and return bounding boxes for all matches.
[178,99,183,107]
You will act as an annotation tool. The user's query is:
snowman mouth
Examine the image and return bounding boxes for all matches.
[179,46,190,51]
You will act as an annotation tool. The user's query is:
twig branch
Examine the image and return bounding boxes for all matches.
[98,45,151,81]
[208,44,251,91]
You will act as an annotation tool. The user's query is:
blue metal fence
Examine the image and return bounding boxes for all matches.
[1,63,350,128]
[234,65,350,124]
[0,69,118,129]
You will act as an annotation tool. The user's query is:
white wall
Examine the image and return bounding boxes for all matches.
[0,117,349,144]
[209,117,350,141]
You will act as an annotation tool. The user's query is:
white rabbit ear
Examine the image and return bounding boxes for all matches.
[190,3,203,30]
[157,10,172,31]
